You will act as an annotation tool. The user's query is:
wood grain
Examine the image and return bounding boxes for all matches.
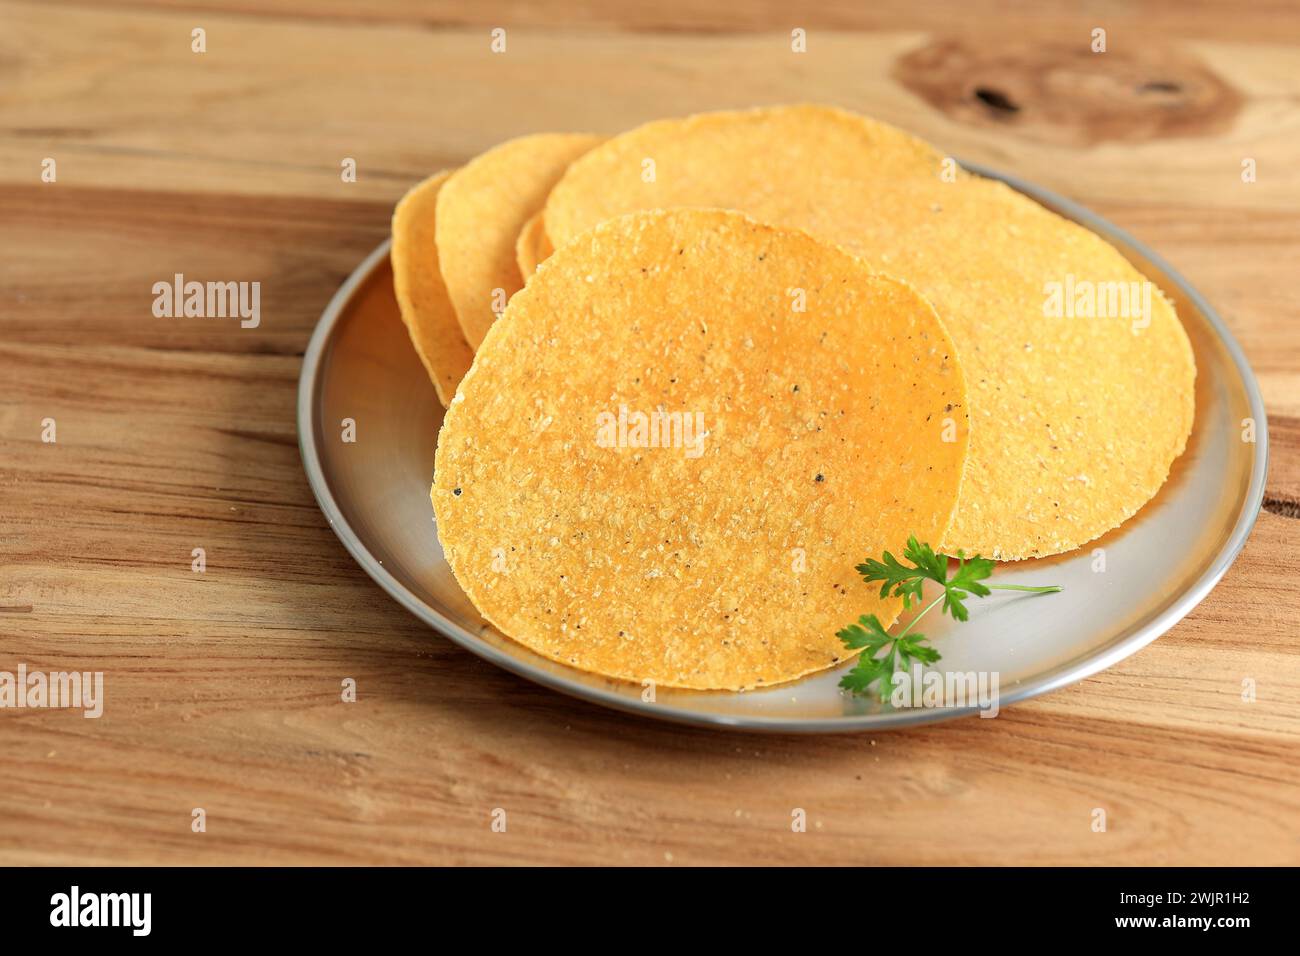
[1,0,1298,865]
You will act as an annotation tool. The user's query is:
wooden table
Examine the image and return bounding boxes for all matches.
[2,0,1297,865]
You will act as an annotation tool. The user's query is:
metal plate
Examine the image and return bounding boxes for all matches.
[297,165,1268,732]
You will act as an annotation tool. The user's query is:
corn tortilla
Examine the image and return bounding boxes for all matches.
[432,209,969,690]
[543,106,1195,559]
[815,176,1195,558]
[514,210,551,281]
[437,132,602,349]
[544,104,949,250]
[391,171,474,406]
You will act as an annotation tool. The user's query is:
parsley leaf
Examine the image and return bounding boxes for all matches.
[839,539,1060,699]
[835,614,893,652]
[856,547,927,609]
[896,633,942,665]
[942,552,994,622]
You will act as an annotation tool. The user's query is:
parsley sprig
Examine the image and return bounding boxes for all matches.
[836,537,1061,697]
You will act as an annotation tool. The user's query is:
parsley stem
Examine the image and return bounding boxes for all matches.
[987,584,1063,593]
[895,591,947,640]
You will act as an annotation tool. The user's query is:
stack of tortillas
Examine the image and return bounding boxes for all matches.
[390,105,1195,691]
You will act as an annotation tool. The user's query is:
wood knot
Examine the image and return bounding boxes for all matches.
[893,37,1241,146]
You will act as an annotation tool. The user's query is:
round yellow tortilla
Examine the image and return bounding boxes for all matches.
[545,104,948,251]
[391,171,474,406]
[514,210,551,281]
[814,176,1196,559]
[436,132,602,349]
[543,105,1195,559]
[432,209,969,690]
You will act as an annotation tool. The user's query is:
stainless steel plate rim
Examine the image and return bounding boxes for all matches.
[297,165,1268,733]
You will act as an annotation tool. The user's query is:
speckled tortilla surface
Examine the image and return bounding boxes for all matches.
[432,209,969,689]
[543,105,1195,559]
[390,171,474,406]
[436,132,602,349]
